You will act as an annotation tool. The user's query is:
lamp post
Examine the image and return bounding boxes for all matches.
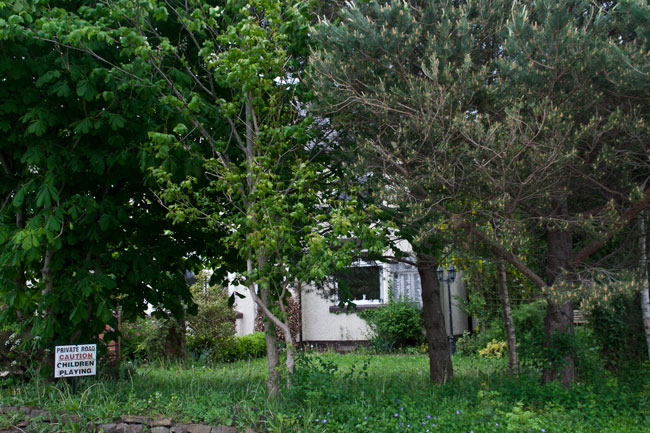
[437,265,457,355]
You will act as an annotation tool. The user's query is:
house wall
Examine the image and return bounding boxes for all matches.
[300,289,372,341]
[230,266,470,342]
[230,280,256,337]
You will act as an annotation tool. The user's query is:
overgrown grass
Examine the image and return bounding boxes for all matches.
[2,354,649,432]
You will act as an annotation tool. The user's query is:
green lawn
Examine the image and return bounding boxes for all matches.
[2,353,649,432]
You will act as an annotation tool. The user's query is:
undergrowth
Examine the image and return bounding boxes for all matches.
[1,355,648,433]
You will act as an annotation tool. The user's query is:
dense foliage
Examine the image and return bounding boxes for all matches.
[185,277,237,362]
[311,0,650,385]
[359,300,425,351]
[0,1,212,360]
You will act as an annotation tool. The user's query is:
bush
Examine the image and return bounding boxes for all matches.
[479,339,508,358]
[120,316,160,361]
[511,300,546,368]
[186,275,237,362]
[587,293,646,369]
[190,332,266,363]
[358,299,424,351]
[121,315,186,361]
[511,299,607,378]
[456,330,481,356]
[235,332,266,359]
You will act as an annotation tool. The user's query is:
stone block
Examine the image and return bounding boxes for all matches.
[115,422,144,433]
[60,414,81,424]
[170,424,189,433]
[29,409,51,420]
[210,427,238,433]
[121,415,149,424]
[97,423,117,433]
[151,427,171,433]
[151,417,173,427]
[185,424,212,433]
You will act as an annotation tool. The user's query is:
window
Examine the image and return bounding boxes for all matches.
[335,266,381,302]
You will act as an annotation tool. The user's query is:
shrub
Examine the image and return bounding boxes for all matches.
[511,299,607,378]
[456,330,480,356]
[121,315,186,361]
[186,275,237,362]
[358,299,424,351]
[511,300,546,368]
[235,332,267,360]
[587,293,646,369]
[478,339,508,358]
[120,316,160,361]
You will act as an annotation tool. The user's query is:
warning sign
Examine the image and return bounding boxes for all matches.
[54,344,97,378]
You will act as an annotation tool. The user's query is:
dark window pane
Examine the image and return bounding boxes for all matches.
[336,266,381,301]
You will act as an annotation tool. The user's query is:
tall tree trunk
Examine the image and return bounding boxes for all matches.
[496,254,518,374]
[258,282,280,399]
[263,319,280,399]
[542,226,575,387]
[639,211,650,361]
[14,207,27,321]
[247,255,280,399]
[417,253,453,383]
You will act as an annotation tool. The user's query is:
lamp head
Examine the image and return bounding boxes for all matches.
[448,265,457,282]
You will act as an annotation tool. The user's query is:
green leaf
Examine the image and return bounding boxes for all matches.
[21,232,39,251]
[76,79,96,100]
[12,188,25,207]
[107,113,126,130]
[50,80,71,97]
[73,117,93,134]
[35,70,62,88]
[36,184,52,208]
[26,119,47,136]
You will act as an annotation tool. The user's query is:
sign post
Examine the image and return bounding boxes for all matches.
[54,344,97,393]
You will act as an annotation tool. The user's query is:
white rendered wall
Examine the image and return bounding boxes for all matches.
[230,281,257,337]
[300,289,374,341]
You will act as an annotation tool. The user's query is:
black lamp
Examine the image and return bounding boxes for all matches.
[437,267,444,282]
[448,265,456,282]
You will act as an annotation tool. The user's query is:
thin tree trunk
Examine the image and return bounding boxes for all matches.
[496,254,518,374]
[14,207,27,321]
[639,211,650,361]
[258,282,280,399]
[417,253,453,383]
[263,319,280,399]
[276,293,295,381]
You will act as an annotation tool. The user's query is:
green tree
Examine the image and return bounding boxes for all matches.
[310,0,506,383]
[0,0,213,362]
[311,0,650,386]
[31,0,384,395]
[457,0,650,385]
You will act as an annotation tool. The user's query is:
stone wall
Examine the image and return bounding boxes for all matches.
[0,406,256,433]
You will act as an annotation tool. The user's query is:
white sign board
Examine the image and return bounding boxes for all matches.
[54,344,97,378]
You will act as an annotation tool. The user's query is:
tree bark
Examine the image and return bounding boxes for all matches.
[638,211,650,361]
[496,254,518,374]
[417,253,453,383]
[263,319,280,399]
[542,226,575,387]
[258,281,280,399]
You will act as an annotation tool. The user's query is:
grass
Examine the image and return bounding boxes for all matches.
[1,353,649,432]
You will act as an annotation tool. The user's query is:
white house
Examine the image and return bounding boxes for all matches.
[231,247,470,347]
